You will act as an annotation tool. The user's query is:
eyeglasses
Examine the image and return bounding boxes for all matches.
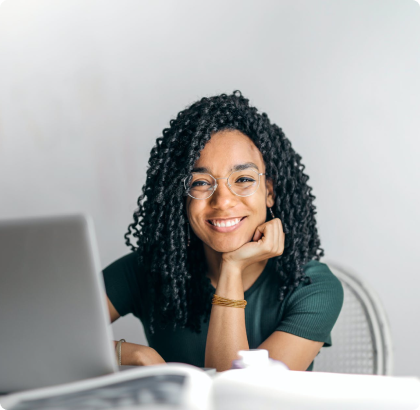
[183,167,266,200]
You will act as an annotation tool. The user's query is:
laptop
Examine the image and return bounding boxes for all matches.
[0,214,119,394]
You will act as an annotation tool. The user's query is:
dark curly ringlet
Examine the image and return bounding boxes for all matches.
[124,90,324,335]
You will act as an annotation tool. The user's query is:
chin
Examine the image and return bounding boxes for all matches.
[209,238,248,253]
[214,245,241,253]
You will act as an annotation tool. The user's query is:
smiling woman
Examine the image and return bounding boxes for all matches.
[102,91,344,372]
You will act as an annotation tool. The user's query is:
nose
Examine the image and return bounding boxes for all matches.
[209,178,238,209]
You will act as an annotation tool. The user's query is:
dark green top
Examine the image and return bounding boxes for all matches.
[103,253,344,371]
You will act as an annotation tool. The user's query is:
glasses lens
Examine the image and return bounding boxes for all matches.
[186,173,215,199]
[228,168,259,196]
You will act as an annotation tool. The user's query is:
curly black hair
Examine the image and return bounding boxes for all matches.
[124,90,324,334]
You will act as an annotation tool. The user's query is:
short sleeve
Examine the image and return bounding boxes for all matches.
[276,260,344,347]
[102,252,142,319]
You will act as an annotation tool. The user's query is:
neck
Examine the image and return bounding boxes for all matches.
[203,242,269,290]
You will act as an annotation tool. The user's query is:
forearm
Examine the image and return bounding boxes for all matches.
[205,268,249,371]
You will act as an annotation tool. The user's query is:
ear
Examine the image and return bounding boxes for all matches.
[265,177,275,208]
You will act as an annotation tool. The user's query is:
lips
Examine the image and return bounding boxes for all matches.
[206,216,247,233]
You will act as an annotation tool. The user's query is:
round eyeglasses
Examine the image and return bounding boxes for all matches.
[183,168,266,200]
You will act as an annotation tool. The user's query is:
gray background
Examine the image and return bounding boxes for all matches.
[0,0,419,376]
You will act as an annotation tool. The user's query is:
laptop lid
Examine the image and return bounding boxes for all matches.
[0,214,118,394]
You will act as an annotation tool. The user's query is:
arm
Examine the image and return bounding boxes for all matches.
[205,265,248,372]
[205,219,284,371]
[205,218,325,372]
[261,262,344,370]
[204,271,323,372]
[258,331,324,371]
[107,295,120,323]
[107,295,166,366]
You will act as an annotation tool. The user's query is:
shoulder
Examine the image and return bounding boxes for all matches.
[276,259,344,345]
[287,259,344,313]
[103,251,146,293]
[103,251,140,275]
[303,260,343,290]
[102,251,144,318]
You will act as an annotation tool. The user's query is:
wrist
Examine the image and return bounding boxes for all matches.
[215,268,245,300]
[135,346,166,366]
[134,345,154,366]
[220,260,243,277]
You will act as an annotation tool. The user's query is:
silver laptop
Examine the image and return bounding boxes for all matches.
[0,214,119,394]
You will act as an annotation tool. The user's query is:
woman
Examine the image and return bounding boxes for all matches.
[103,91,344,372]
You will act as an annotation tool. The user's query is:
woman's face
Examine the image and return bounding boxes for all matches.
[186,130,274,253]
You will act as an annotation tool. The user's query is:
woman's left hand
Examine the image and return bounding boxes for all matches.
[221,218,285,273]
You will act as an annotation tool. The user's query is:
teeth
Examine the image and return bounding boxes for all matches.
[210,218,241,227]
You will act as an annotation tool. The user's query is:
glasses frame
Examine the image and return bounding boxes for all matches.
[183,169,267,200]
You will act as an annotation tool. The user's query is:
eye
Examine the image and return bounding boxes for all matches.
[235,177,256,183]
[191,180,212,187]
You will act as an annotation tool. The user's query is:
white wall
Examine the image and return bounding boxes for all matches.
[0,0,419,376]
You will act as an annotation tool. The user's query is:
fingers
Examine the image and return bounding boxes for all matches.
[273,217,284,255]
[252,221,270,244]
[270,219,280,255]
[252,226,262,242]
[276,218,285,255]
[253,218,284,257]
[273,219,279,252]
[224,218,285,271]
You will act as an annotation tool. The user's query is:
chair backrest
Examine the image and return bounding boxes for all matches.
[313,260,393,375]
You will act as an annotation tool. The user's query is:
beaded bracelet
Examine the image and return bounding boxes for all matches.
[212,294,247,309]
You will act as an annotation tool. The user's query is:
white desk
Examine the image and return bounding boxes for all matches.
[1,368,419,410]
[213,369,420,410]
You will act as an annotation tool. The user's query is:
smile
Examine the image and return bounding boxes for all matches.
[206,216,247,232]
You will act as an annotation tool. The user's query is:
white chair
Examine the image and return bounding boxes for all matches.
[313,260,393,375]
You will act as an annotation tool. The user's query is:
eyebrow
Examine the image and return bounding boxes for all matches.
[192,162,260,174]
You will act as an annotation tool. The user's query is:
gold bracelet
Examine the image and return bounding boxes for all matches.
[212,294,247,309]
[115,339,126,366]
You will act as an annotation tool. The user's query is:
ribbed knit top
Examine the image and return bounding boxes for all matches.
[103,252,344,371]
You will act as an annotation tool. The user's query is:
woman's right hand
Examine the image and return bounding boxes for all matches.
[114,341,166,366]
